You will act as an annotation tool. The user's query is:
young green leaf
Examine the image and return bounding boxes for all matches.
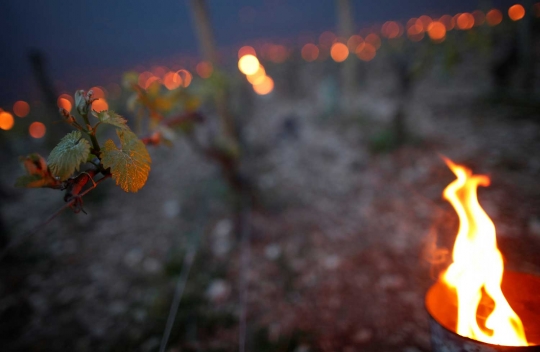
[48,131,91,181]
[101,130,151,193]
[15,153,60,188]
[93,110,129,130]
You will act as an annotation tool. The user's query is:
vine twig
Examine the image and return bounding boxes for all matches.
[0,174,110,261]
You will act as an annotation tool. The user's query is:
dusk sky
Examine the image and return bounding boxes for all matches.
[0,0,519,106]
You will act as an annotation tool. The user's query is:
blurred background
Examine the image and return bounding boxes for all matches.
[1,0,540,351]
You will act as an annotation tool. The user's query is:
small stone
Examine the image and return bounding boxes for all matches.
[377,274,405,291]
[163,199,181,218]
[353,328,373,343]
[109,301,127,315]
[528,217,540,237]
[323,255,341,270]
[214,219,232,238]
[264,244,281,260]
[124,248,143,268]
[141,337,160,352]
[206,279,231,303]
[143,258,162,274]
[293,345,311,352]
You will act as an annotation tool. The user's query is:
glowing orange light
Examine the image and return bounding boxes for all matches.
[92,99,109,112]
[57,94,73,112]
[151,66,167,79]
[267,44,288,63]
[29,121,46,138]
[508,4,525,21]
[472,10,485,26]
[162,71,182,90]
[238,54,260,75]
[246,65,266,85]
[138,71,155,89]
[427,21,446,41]
[407,23,425,42]
[13,101,30,117]
[196,61,213,79]
[301,43,320,62]
[417,15,433,30]
[319,31,337,48]
[0,111,14,130]
[177,69,192,88]
[238,45,256,59]
[486,9,503,26]
[355,42,376,62]
[456,13,475,30]
[382,21,401,39]
[407,18,420,30]
[330,42,349,62]
[346,35,364,51]
[90,86,106,99]
[439,14,455,30]
[442,159,528,346]
[365,33,381,50]
[252,76,274,95]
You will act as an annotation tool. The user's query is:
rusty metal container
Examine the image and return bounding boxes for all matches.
[426,271,540,351]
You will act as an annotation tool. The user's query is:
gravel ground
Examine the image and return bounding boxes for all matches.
[1,41,540,352]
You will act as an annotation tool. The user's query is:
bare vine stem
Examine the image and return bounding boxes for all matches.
[0,174,110,261]
[158,246,197,352]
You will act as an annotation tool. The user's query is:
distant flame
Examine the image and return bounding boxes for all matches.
[442,158,528,346]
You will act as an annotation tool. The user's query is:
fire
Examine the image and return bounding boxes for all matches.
[442,158,528,346]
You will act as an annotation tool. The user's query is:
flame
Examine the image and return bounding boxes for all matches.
[442,158,528,346]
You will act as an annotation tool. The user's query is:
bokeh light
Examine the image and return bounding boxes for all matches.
[57,94,73,112]
[29,121,46,138]
[355,42,376,61]
[330,42,349,62]
[0,111,14,130]
[238,54,260,75]
[346,35,363,51]
[138,71,158,89]
[508,4,525,21]
[427,21,446,42]
[319,31,336,48]
[365,33,381,50]
[13,101,30,117]
[381,21,401,39]
[267,45,288,63]
[92,99,109,112]
[238,46,256,59]
[486,9,503,26]
[151,66,167,79]
[417,15,433,30]
[456,13,475,30]
[252,76,274,95]
[177,69,193,88]
[196,61,213,79]
[472,10,485,26]
[301,43,319,62]
[163,71,182,90]
[246,65,266,85]
[90,86,106,99]
[439,15,455,30]
[407,23,425,42]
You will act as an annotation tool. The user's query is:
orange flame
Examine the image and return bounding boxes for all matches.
[442,158,527,346]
